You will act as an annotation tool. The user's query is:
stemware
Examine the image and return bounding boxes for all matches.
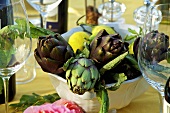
[26,0,62,29]
[138,3,170,113]
[0,0,32,113]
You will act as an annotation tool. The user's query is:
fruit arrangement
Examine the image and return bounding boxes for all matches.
[34,24,142,113]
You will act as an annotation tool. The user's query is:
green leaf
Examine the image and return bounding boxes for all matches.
[124,27,143,42]
[30,26,55,39]
[15,18,27,31]
[124,34,137,41]
[15,19,56,39]
[10,93,60,112]
[106,73,127,91]
[0,40,15,68]
[99,52,128,75]
[0,78,3,95]
[128,28,138,34]
[96,88,109,113]
[125,54,139,70]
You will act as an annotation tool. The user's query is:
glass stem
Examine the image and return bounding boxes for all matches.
[2,76,10,113]
[40,14,47,29]
[158,92,164,113]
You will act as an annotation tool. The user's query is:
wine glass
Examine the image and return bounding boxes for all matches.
[0,0,32,113]
[138,3,170,113]
[26,0,62,29]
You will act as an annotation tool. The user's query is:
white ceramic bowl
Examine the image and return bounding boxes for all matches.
[48,24,149,112]
[48,74,149,113]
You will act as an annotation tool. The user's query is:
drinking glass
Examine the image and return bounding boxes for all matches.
[0,0,32,112]
[26,0,62,29]
[138,3,170,113]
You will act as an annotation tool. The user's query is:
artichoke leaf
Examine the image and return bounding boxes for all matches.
[99,52,128,75]
[63,57,75,71]
[75,42,90,59]
[84,81,92,90]
[125,54,139,70]
[81,69,91,83]
[96,87,109,113]
[82,42,90,58]
[105,73,127,91]
[71,65,84,78]
[66,69,71,79]
[90,66,100,81]
[70,75,77,87]
[77,58,93,67]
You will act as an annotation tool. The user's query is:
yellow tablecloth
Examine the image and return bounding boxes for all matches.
[0,0,161,113]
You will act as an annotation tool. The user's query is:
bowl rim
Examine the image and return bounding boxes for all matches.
[48,73,142,85]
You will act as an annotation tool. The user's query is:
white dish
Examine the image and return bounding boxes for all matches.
[49,24,149,113]
[48,73,149,113]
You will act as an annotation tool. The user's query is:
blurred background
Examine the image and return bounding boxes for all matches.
[24,0,144,31]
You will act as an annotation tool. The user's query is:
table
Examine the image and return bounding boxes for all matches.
[0,0,161,113]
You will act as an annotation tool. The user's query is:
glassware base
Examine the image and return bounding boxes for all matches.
[109,109,117,113]
[16,53,36,84]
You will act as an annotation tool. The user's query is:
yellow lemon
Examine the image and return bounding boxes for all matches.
[68,31,90,53]
[90,25,116,41]
[92,25,116,35]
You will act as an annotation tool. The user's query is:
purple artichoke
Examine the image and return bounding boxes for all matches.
[133,37,141,60]
[140,30,169,63]
[90,29,129,67]
[34,33,74,75]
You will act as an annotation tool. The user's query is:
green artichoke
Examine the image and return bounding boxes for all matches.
[90,29,129,67]
[140,30,169,63]
[65,57,100,95]
[34,33,74,75]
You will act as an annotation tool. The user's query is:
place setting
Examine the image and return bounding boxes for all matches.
[0,0,170,113]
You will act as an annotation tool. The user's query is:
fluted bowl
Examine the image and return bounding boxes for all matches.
[48,73,148,113]
[48,24,149,112]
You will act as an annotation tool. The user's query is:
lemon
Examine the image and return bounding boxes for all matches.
[89,25,116,41]
[92,25,116,35]
[68,31,90,53]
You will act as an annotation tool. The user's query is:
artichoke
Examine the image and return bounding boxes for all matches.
[140,30,169,63]
[103,59,141,84]
[90,29,129,67]
[133,37,140,60]
[34,33,74,75]
[65,57,100,95]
